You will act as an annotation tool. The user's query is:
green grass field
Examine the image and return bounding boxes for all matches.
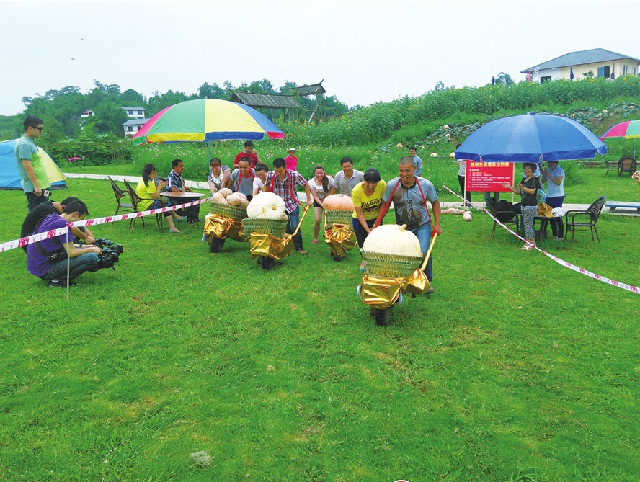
[1,168,639,481]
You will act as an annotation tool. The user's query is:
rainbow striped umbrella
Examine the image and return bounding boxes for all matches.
[132,99,284,146]
[600,120,640,158]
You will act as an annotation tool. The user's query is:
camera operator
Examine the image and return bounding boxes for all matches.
[20,196,96,252]
[26,200,102,287]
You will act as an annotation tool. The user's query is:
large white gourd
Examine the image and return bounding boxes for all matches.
[363,224,422,257]
[247,192,287,219]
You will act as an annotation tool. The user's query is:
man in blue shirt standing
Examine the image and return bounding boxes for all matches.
[376,156,441,293]
[15,116,50,211]
[409,147,423,177]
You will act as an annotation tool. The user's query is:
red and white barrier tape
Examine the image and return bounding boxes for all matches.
[441,185,640,295]
[0,197,211,253]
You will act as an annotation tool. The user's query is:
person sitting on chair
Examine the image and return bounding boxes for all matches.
[167,158,200,223]
[136,163,182,233]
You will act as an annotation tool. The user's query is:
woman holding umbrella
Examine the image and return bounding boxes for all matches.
[503,162,542,250]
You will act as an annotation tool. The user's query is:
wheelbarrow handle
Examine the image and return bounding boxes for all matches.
[290,204,310,237]
[419,233,438,272]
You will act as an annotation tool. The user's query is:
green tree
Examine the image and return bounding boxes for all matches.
[120,88,145,106]
[147,90,190,115]
[495,72,514,86]
[89,101,129,136]
[197,82,226,99]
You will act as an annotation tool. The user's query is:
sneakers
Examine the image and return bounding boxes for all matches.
[48,279,76,288]
[296,249,308,255]
[425,285,434,295]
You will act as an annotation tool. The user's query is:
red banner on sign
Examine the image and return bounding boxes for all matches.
[464,161,514,192]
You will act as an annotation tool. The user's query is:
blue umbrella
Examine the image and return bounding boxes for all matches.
[454,114,607,163]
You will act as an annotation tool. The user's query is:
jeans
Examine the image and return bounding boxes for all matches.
[44,252,99,281]
[352,218,378,249]
[26,191,49,212]
[412,223,433,282]
[287,206,303,251]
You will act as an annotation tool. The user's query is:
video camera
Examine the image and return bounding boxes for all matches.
[94,238,123,270]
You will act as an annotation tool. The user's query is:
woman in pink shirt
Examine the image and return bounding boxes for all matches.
[284,147,298,171]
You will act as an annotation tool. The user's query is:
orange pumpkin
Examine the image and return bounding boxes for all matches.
[322,194,354,211]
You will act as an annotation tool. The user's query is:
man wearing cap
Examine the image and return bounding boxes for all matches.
[284,147,298,171]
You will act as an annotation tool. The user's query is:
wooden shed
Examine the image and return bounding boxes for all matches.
[229,92,303,121]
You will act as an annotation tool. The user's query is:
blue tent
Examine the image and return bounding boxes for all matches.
[0,139,67,190]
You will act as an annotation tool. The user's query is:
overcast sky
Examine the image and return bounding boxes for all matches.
[1,1,639,116]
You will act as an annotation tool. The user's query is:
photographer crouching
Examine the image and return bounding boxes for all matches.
[26,200,120,287]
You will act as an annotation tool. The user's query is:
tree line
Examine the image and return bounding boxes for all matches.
[2,79,350,140]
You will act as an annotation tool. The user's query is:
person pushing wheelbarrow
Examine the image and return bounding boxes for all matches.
[359,156,442,325]
[243,192,310,270]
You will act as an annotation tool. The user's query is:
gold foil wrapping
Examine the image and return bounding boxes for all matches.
[204,214,246,242]
[360,270,429,308]
[323,223,357,257]
[360,275,404,309]
[249,233,295,260]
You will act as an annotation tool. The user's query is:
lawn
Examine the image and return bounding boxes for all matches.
[1,172,639,482]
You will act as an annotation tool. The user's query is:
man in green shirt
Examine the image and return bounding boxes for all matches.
[15,116,50,211]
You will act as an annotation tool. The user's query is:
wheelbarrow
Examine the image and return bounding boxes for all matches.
[358,234,437,326]
[204,202,248,252]
[244,206,310,270]
[323,209,358,262]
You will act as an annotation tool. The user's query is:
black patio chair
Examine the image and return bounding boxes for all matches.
[564,196,606,243]
[108,176,133,215]
[489,200,520,238]
[618,157,637,177]
[123,180,164,233]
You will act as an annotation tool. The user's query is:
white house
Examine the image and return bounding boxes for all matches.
[122,106,146,118]
[123,118,148,138]
[521,48,640,83]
